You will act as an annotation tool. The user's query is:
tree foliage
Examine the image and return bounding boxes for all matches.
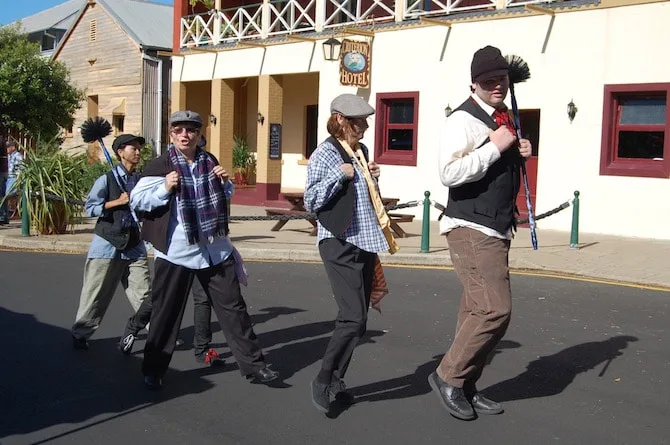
[0,24,84,139]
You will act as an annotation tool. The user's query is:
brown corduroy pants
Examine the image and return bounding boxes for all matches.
[438,227,512,390]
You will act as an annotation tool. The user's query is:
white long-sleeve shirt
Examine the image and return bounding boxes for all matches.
[437,94,511,240]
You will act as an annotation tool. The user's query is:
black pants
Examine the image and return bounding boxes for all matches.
[191,278,213,357]
[318,238,376,380]
[123,296,152,336]
[142,256,265,378]
[123,280,213,352]
[0,176,8,223]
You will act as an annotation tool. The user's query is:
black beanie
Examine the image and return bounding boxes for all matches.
[471,45,509,82]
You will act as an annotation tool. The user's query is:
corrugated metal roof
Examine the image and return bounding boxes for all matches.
[11,0,85,34]
[99,0,173,49]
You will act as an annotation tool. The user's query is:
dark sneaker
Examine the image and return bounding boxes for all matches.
[329,377,354,406]
[144,375,163,390]
[195,348,225,367]
[118,333,135,355]
[72,335,89,350]
[310,379,330,413]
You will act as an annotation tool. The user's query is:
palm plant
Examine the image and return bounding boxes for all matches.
[7,139,90,234]
[232,135,255,185]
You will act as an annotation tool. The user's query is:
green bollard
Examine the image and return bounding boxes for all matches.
[569,190,580,249]
[420,190,431,253]
[21,187,30,237]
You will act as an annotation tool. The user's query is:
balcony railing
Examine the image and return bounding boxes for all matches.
[180,0,561,47]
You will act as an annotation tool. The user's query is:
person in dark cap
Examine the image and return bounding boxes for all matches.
[429,45,532,420]
[304,94,395,413]
[130,110,279,389]
[71,134,152,351]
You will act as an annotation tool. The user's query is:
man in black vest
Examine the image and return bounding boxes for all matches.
[72,134,152,351]
[429,45,532,420]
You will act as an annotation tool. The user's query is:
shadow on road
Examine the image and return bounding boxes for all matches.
[0,307,216,442]
[174,306,306,352]
[481,335,639,402]
[350,339,522,405]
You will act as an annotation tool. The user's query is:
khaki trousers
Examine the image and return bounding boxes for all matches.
[72,257,151,340]
[438,227,512,390]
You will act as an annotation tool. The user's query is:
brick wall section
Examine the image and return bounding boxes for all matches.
[171,81,186,114]
[210,79,235,173]
[256,75,283,184]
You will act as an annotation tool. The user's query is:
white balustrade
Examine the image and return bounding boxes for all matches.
[180,0,562,47]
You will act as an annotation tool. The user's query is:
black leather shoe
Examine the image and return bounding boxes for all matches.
[72,335,89,350]
[144,375,163,390]
[247,366,279,383]
[428,372,475,420]
[310,379,330,413]
[470,393,503,415]
[329,377,354,406]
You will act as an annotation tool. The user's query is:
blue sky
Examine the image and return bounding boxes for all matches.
[1,0,174,25]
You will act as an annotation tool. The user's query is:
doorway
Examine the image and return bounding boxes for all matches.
[516,109,540,224]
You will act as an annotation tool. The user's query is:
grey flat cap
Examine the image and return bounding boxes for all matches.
[169,110,203,128]
[330,94,375,118]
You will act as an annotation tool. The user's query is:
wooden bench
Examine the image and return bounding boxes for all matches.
[388,213,415,238]
[265,208,317,235]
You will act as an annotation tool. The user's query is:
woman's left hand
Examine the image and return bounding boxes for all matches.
[368,161,380,178]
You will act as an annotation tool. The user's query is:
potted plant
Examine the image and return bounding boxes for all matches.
[7,139,91,235]
[245,153,257,185]
[232,135,252,186]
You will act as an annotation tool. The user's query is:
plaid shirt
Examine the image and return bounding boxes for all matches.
[8,151,23,177]
[304,139,388,254]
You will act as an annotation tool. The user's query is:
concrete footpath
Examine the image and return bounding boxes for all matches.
[1,204,668,289]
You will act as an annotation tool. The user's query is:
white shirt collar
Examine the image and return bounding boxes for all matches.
[471,93,497,117]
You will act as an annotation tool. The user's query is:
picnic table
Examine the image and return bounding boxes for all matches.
[264,193,414,237]
[265,192,317,235]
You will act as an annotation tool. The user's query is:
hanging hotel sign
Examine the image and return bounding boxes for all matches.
[339,39,371,88]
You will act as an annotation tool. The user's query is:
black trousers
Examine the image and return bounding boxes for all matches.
[318,238,376,380]
[123,279,213,352]
[123,296,152,336]
[191,278,213,357]
[142,256,265,378]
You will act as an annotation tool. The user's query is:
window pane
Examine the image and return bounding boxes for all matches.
[388,100,414,124]
[617,131,664,159]
[387,129,413,151]
[619,97,666,125]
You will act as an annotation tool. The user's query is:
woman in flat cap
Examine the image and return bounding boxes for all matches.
[304,93,398,414]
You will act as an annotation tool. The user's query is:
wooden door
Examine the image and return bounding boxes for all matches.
[516,109,540,224]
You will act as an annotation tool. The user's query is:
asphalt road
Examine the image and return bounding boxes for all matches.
[0,251,668,445]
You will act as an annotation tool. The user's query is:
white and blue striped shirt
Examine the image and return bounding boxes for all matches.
[304,139,388,254]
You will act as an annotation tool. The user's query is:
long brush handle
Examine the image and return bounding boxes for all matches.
[509,84,538,250]
[97,138,140,226]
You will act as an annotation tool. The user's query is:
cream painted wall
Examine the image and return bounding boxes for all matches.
[280,73,319,190]
[174,2,670,239]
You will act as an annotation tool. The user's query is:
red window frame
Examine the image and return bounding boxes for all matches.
[600,83,670,178]
[374,92,419,166]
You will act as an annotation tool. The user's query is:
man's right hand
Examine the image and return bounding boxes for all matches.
[105,192,129,210]
[489,127,517,153]
[116,192,129,206]
[165,171,180,193]
[340,164,355,179]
